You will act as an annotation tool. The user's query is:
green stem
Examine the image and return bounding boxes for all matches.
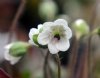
[55,54,61,78]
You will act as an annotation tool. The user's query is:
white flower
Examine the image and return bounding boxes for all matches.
[29,24,43,46]
[38,19,72,54]
[4,43,21,65]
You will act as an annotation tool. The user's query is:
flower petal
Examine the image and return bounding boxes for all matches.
[43,22,54,30]
[10,57,21,65]
[54,19,68,28]
[56,38,70,51]
[38,30,52,45]
[38,24,43,30]
[4,50,10,61]
[48,40,59,54]
[4,43,13,50]
[65,27,72,39]
[29,28,39,40]
[4,50,21,65]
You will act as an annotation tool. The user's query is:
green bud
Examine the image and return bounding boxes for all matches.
[9,42,30,57]
[72,19,89,39]
[32,34,47,48]
[38,0,58,20]
[32,34,39,45]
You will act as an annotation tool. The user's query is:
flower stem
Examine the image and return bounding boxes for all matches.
[43,50,50,78]
[40,49,54,78]
[88,1,98,78]
[55,53,61,78]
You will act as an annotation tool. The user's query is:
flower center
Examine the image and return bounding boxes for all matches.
[51,25,65,40]
[54,34,60,40]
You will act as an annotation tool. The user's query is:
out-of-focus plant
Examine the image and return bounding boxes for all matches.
[21,70,31,78]
[4,42,31,65]
[56,14,70,23]
[98,28,100,36]
[77,0,94,5]
[92,27,100,36]
[72,19,89,39]
[94,60,100,78]
[38,0,58,21]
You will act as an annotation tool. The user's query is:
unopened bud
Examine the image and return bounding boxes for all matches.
[72,19,89,39]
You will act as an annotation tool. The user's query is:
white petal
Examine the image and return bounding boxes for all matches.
[38,30,52,45]
[48,40,59,54]
[38,24,43,30]
[54,19,68,28]
[4,50,21,65]
[10,57,21,65]
[28,40,38,46]
[29,28,39,40]
[65,27,72,39]
[4,43,13,50]
[4,50,10,61]
[43,22,54,30]
[56,38,70,51]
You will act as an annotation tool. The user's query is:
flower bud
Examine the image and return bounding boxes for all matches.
[32,34,47,48]
[9,42,30,57]
[72,19,89,39]
[4,42,31,65]
[38,0,58,21]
